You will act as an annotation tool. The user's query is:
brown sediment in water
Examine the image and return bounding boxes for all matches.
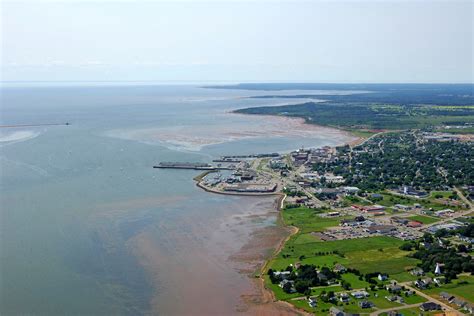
[126,195,298,315]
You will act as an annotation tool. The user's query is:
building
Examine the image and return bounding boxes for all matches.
[386,284,402,292]
[411,266,425,275]
[407,221,423,228]
[414,277,433,289]
[343,186,360,194]
[329,307,345,316]
[435,262,442,275]
[378,274,388,281]
[386,295,404,303]
[435,209,455,217]
[339,293,350,303]
[351,290,369,299]
[273,271,291,279]
[358,301,373,309]
[394,204,411,211]
[399,186,428,198]
[333,263,347,273]
[420,302,441,312]
[308,296,317,308]
[367,225,396,234]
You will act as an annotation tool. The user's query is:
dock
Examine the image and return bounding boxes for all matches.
[153,162,232,170]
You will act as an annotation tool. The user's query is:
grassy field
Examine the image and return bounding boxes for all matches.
[423,275,474,302]
[407,215,440,225]
[379,192,465,211]
[264,205,427,314]
[282,207,349,233]
[288,287,426,315]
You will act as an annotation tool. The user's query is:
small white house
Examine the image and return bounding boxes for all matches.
[378,274,388,281]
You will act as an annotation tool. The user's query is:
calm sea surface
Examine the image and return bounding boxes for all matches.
[0,85,351,315]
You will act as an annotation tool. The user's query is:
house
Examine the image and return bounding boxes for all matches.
[273,271,291,279]
[410,267,424,276]
[333,263,347,273]
[385,295,404,303]
[339,293,350,303]
[387,311,402,316]
[358,300,374,309]
[439,292,454,302]
[386,284,402,292]
[329,307,345,316]
[434,277,446,285]
[404,290,415,296]
[414,278,432,289]
[463,304,474,314]
[351,290,369,299]
[378,274,388,281]
[452,298,466,308]
[308,296,317,308]
[420,302,441,312]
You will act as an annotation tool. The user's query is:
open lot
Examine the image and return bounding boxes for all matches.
[407,215,440,225]
[423,275,474,303]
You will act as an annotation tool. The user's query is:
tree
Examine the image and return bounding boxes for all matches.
[283,282,293,293]
[295,280,310,293]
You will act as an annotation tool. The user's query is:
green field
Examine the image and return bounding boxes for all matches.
[288,287,426,315]
[379,192,464,211]
[424,275,474,303]
[282,207,348,233]
[264,206,427,314]
[407,215,440,224]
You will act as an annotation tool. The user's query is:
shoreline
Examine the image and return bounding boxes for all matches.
[190,111,368,315]
[230,111,364,150]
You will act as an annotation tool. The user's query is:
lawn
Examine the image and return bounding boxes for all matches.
[424,275,474,302]
[407,215,439,225]
[273,236,419,277]
[379,192,463,211]
[282,207,348,233]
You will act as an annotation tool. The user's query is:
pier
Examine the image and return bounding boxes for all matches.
[0,122,70,128]
[153,162,232,170]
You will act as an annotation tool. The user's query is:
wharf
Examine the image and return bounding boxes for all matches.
[153,162,232,170]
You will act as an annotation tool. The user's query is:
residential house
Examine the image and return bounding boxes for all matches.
[351,290,369,299]
[333,263,347,273]
[386,284,402,293]
[439,292,454,302]
[358,301,374,309]
[378,274,388,281]
[410,267,424,276]
[385,295,404,303]
[329,307,345,316]
[339,293,350,303]
[452,298,466,308]
[420,302,441,312]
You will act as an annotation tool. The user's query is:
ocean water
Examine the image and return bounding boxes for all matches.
[0,85,353,315]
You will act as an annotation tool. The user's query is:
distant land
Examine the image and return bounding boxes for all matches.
[210,83,474,131]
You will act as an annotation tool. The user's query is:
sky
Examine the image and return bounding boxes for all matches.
[1,0,473,83]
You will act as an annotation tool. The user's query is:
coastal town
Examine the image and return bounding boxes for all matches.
[156,129,474,316]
